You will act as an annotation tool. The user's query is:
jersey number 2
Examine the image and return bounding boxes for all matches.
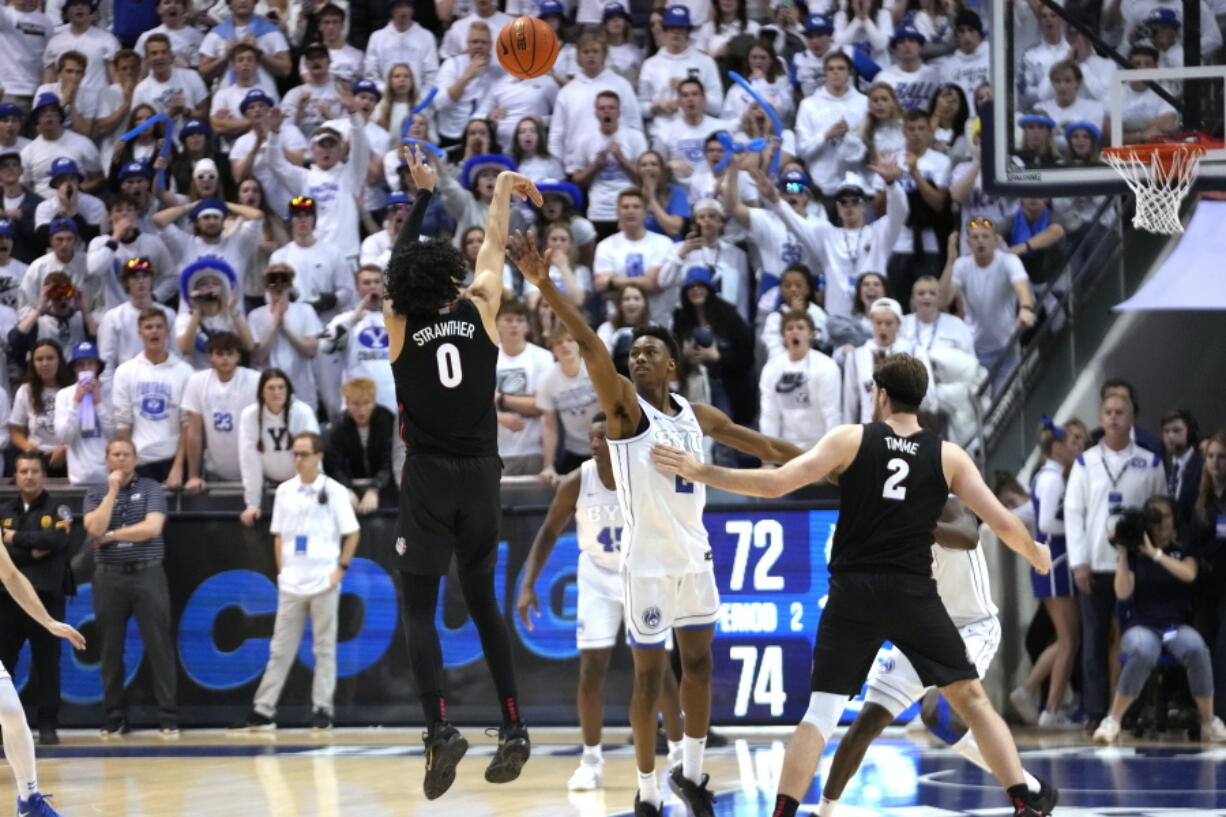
[883,458,909,500]
[436,343,462,388]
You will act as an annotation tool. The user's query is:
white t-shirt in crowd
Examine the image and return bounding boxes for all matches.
[323,308,395,414]
[247,302,325,411]
[10,384,59,453]
[181,366,260,480]
[495,342,555,459]
[535,361,599,457]
[0,6,54,95]
[758,349,842,451]
[571,127,649,221]
[593,230,680,326]
[53,380,113,485]
[951,250,1030,354]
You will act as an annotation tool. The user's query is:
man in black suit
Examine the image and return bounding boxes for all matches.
[1162,408,1203,529]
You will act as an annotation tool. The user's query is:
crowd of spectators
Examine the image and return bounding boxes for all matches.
[3,0,1179,491]
[1002,385,1226,743]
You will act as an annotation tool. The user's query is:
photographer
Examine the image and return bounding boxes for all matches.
[172,258,255,370]
[1092,496,1226,744]
[8,272,97,364]
[1066,389,1168,732]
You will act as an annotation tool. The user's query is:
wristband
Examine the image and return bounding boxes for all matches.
[497,395,508,411]
[106,239,119,251]
[337,561,350,571]
[1151,550,1163,562]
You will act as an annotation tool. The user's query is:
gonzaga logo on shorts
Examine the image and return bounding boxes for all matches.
[138,381,173,421]
[643,607,662,628]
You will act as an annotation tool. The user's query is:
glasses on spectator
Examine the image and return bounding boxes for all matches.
[124,257,153,275]
[289,196,315,210]
[265,274,292,287]
[836,195,864,206]
[195,171,218,182]
[968,217,995,229]
[782,181,808,195]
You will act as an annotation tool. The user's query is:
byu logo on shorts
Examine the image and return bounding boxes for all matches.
[643,607,662,628]
[881,656,895,673]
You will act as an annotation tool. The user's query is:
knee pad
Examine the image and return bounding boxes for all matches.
[925,694,964,746]
[800,691,846,741]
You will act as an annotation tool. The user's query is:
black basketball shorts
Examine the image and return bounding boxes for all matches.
[395,453,502,577]
[809,572,977,695]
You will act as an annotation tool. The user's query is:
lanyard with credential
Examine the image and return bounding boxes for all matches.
[1101,448,1132,492]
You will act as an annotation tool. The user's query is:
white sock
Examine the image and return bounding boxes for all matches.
[954,733,1041,794]
[637,769,661,807]
[0,679,37,798]
[682,734,706,783]
[582,744,602,765]
[667,738,683,758]
[817,795,839,817]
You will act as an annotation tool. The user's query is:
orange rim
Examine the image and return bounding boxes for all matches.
[1102,143,1206,178]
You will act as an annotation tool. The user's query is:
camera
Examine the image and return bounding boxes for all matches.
[1110,505,1163,553]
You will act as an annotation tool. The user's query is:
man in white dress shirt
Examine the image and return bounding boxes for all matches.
[363,0,439,90]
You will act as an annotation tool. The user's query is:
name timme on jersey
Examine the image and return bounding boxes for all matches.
[608,393,711,578]
[575,459,624,571]
[829,422,949,577]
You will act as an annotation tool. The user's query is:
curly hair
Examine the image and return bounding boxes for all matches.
[385,239,466,320]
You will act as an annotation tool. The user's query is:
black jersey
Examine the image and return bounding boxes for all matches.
[392,298,499,457]
[829,422,949,576]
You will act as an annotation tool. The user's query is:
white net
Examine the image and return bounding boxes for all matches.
[1103,146,1205,235]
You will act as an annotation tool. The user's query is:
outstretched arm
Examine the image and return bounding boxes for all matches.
[0,543,86,649]
[934,495,979,551]
[469,171,542,332]
[509,231,641,439]
[383,147,442,360]
[516,471,581,629]
[943,442,1050,573]
[692,402,804,465]
[652,423,863,498]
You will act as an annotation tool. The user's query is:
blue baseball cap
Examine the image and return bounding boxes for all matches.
[48,217,78,236]
[48,157,83,181]
[384,192,411,209]
[682,266,715,290]
[804,13,833,34]
[890,23,926,47]
[0,102,23,119]
[662,4,692,28]
[190,197,229,221]
[239,88,275,114]
[539,0,565,16]
[118,159,153,181]
[1145,7,1180,26]
[1019,113,1056,128]
[31,93,64,116]
[181,117,211,138]
[777,169,813,194]
[0,218,14,236]
[1064,120,1102,142]
[69,340,104,373]
[352,78,382,101]
[602,2,630,18]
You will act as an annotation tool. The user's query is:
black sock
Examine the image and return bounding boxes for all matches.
[772,794,799,817]
[401,573,447,730]
[458,569,521,726]
[1007,783,1031,804]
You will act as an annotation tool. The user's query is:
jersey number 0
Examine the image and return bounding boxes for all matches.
[436,343,463,388]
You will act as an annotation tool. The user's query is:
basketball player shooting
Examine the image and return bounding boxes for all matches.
[650,354,1057,817]
[383,147,542,800]
[508,231,804,817]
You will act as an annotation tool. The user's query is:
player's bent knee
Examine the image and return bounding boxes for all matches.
[680,650,713,681]
[800,691,846,742]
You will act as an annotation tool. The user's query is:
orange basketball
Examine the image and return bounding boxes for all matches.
[496,16,559,80]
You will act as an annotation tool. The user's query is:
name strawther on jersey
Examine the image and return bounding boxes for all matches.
[411,319,475,346]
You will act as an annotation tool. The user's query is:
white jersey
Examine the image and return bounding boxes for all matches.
[181,367,260,480]
[574,459,624,571]
[932,542,997,628]
[608,393,709,577]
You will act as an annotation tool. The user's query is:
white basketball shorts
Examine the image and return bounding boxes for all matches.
[576,551,625,651]
[864,616,1002,716]
[623,568,721,648]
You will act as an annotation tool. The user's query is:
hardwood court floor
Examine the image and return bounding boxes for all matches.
[17,726,1226,816]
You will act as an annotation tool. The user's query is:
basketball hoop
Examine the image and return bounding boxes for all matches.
[1102,143,1206,234]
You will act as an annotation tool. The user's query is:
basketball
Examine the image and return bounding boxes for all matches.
[496,16,559,80]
